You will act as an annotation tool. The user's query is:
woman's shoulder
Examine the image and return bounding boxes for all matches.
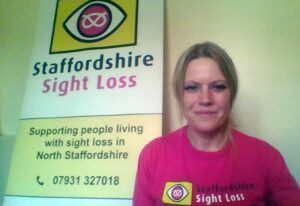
[234,129,270,144]
[140,126,185,156]
[233,129,282,158]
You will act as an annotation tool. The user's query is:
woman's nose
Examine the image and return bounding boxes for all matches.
[198,88,213,106]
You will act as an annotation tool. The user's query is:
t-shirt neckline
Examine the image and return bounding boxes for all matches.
[179,126,232,159]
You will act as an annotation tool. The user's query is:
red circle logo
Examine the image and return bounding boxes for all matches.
[78,3,112,37]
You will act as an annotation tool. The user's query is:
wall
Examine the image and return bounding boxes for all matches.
[0,1,41,205]
[0,1,40,136]
[1,0,299,203]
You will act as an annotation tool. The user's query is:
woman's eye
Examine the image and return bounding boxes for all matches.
[212,84,227,92]
[184,85,199,92]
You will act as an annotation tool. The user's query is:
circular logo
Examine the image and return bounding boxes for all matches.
[171,186,184,201]
[166,184,189,202]
[77,3,112,38]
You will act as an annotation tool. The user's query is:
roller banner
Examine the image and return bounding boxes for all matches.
[4,0,163,205]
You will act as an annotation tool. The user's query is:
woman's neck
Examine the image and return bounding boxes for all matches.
[187,126,228,152]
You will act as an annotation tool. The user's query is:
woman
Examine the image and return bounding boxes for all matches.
[133,42,300,205]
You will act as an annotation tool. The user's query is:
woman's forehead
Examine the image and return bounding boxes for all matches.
[184,58,226,82]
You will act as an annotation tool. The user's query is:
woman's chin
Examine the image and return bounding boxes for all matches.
[188,122,226,135]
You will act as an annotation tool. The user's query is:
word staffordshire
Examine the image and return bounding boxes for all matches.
[33,52,154,76]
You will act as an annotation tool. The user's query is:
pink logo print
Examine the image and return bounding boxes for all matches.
[171,186,184,200]
[167,184,189,202]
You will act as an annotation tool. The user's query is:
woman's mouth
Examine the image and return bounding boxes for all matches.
[195,111,217,117]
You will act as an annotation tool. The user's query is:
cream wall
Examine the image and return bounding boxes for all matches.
[0,1,41,204]
[0,1,299,200]
[0,1,41,136]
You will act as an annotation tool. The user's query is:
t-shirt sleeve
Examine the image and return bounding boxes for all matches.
[264,146,300,206]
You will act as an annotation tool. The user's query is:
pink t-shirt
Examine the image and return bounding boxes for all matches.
[133,126,300,206]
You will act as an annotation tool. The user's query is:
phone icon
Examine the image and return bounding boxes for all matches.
[36,176,44,185]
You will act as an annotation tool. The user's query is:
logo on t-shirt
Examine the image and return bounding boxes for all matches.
[162,182,193,205]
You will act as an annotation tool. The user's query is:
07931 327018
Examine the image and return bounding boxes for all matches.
[52,175,120,186]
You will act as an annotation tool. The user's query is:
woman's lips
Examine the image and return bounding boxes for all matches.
[195,111,217,117]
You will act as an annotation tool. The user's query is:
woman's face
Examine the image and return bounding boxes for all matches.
[183,57,231,134]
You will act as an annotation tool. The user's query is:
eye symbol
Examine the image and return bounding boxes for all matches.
[63,1,127,43]
[167,184,189,202]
